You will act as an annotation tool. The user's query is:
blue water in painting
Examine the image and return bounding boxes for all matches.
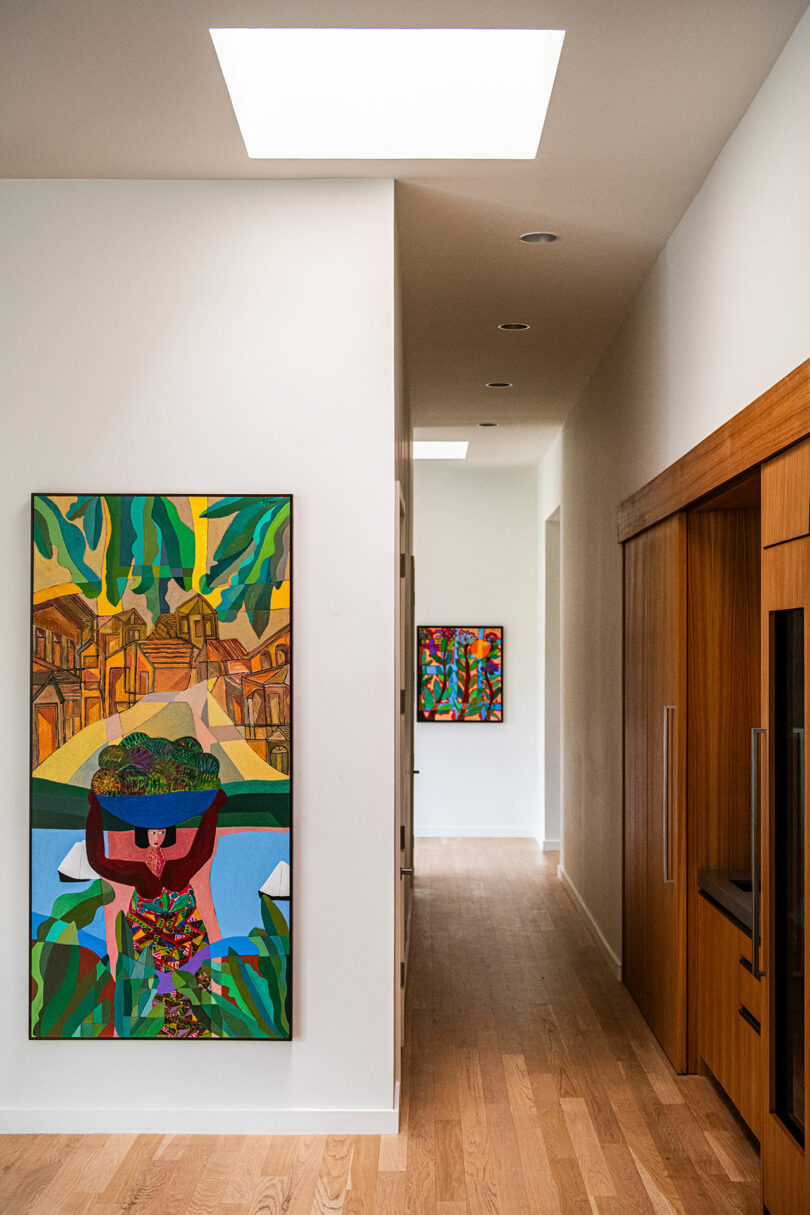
[31,828,291,950]
[210,831,290,937]
[31,828,107,935]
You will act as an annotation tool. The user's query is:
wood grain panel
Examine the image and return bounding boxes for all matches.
[622,536,651,1024]
[696,894,762,1139]
[623,514,688,1072]
[762,435,810,546]
[617,359,810,543]
[760,538,810,1215]
[685,508,761,1071]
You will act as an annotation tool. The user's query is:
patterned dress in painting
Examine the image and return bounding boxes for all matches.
[86,792,224,1038]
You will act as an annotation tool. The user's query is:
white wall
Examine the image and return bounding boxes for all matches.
[560,9,810,970]
[543,514,561,849]
[413,463,537,836]
[0,179,399,1132]
[536,435,563,847]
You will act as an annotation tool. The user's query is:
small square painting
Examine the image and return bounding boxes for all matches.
[417,626,503,722]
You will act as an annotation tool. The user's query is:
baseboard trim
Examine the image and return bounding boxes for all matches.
[557,864,623,981]
[0,1105,401,1135]
[542,838,561,851]
[414,827,535,838]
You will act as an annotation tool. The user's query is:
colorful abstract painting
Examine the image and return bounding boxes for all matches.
[30,494,292,1040]
[417,626,503,722]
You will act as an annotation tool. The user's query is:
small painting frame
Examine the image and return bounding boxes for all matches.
[416,625,503,723]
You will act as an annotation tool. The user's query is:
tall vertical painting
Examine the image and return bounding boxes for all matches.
[417,625,503,722]
[30,494,292,1040]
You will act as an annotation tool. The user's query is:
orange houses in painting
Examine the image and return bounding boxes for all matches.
[249,625,290,673]
[152,594,219,646]
[242,625,291,772]
[32,591,291,774]
[102,638,197,713]
[77,608,149,726]
[32,595,96,765]
[196,638,251,682]
[205,624,292,772]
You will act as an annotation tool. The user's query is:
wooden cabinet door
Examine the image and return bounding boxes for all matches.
[762,437,810,547]
[623,513,688,1071]
[760,537,810,1215]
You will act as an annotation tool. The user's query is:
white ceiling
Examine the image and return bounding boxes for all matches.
[2,0,806,465]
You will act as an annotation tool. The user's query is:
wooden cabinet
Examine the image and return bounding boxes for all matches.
[686,507,761,1071]
[623,513,687,1071]
[696,895,762,1138]
[619,365,810,1209]
[762,436,810,546]
[760,536,810,1215]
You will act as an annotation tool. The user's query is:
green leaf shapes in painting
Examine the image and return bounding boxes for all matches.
[201,497,290,637]
[168,894,290,1039]
[50,878,116,929]
[33,495,102,597]
[30,879,116,1039]
[66,495,103,550]
[37,494,199,620]
[113,912,163,1038]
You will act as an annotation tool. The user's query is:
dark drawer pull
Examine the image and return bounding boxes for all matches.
[739,955,756,977]
[738,1005,761,1035]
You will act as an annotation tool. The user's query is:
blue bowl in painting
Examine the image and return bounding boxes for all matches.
[96,790,218,829]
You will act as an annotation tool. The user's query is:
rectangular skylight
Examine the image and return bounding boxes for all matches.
[210,28,565,160]
[413,441,469,460]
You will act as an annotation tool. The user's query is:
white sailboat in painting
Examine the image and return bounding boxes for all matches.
[260,860,290,898]
[58,841,100,883]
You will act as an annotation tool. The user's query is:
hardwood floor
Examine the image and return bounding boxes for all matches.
[1,839,760,1213]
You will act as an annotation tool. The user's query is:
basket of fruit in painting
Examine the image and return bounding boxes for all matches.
[91,732,222,827]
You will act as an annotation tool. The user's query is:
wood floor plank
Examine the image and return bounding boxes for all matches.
[1,840,763,1215]
[310,1135,353,1214]
[278,1136,327,1215]
[72,1134,139,1195]
[244,1176,288,1215]
[377,1133,407,1173]
[222,1137,271,1209]
[560,1097,616,1200]
[435,1119,465,1203]
[372,1170,405,1215]
[501,1053,561,1213]
[342,1136,381,1215]
[183,1143,242,1214]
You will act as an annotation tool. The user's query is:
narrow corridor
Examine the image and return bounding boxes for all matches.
[397,839,759,1213]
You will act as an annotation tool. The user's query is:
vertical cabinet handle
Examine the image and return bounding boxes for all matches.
[663,705,674,883]
[751,727,766,979]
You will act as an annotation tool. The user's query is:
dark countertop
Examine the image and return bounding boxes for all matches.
[697,869,754,933]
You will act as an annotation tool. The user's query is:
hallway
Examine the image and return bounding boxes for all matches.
[1,840,760,1213]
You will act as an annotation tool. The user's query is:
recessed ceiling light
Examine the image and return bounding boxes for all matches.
[498,322,530,331]
[520,231,558,243]
[413,441,469,460]
[479,422,499,427]
[210,28,565,159]
[486,382,512,388]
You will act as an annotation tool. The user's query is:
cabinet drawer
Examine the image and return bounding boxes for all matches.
[733,1004,762,1139]
[762,437,810,546]
[697,895,762,1138]
[736,944,762,1021]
